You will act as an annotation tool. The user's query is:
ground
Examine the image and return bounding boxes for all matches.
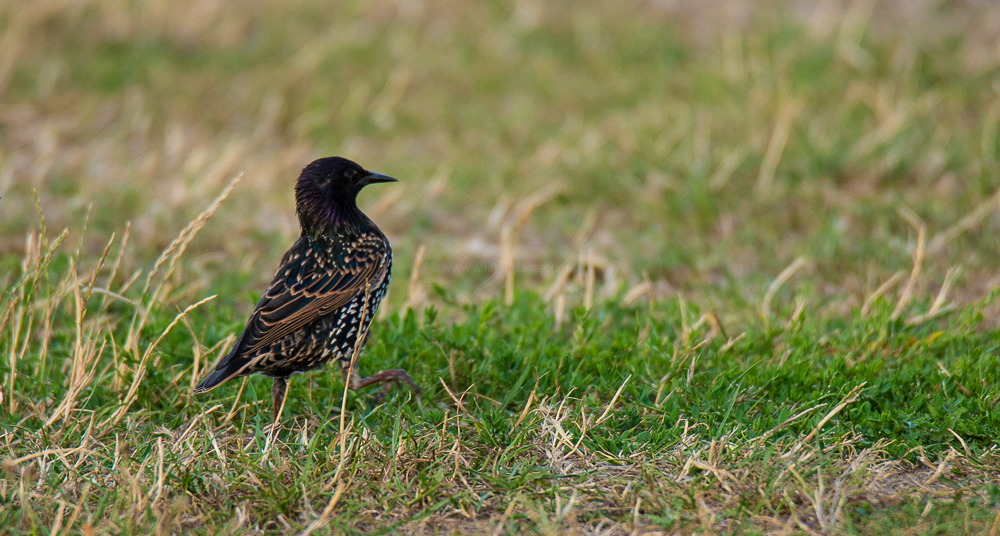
[2,0,1000,534]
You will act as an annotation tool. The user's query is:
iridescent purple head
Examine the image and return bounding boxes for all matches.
[294,157,396,234]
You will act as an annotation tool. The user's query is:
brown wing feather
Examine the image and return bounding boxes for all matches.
[244,259,384,354]
[222,234,387,366]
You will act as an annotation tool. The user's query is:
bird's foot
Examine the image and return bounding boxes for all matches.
[355,369,421,403]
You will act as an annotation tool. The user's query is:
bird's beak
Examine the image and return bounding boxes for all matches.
[364,171,398,185]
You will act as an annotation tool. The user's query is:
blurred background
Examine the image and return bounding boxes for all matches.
[2,0,999,324]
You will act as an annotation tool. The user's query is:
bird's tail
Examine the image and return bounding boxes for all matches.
[192,363,244,394]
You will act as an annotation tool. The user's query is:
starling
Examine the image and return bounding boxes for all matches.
[194,156,419,420]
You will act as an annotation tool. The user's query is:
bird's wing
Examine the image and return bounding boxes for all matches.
[240,236,388,356]
[193,235,388,393]
[210,235,385,376]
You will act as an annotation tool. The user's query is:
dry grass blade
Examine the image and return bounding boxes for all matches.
[892,206,926,321]
[851,102,907,159]
[0,17,26,98]
[690,459,739,492]
[512,391,536,430]
[554,293,567,330]
[340,281,371,455]
[223,377,249,424]
[989,508,1000,536]
[755,102,797,195]
[762,257,809,329]
[755,403,827,445]
[719,332,746,353]
[862,270,905,317]
[83,232,115,302]
[927,184,1000,254]
[543,262,574,303]
[501,183,563,305]
[402,244,426,313]
[7,295,22,414]
[290,318,372,525]
[299,481,347,536]
[439,377,475,419]
[583,249,596,311]
[44,339,105,428]
[709,148,747,192]
[800,382,866,445]
[44,266,101,427]
[686,311,724,343]
[60,483,91,534]
[21,227,70,300]
[138,174,242,299]
[947,428,972,459]
[622,280,651,305]
[86,288,138,307]
[100,222,131,310]
[304,280,373,496]
[491,492,522,536]
[905,266,960,326]
[126,174,241,350]
[190,333,233,390]
[105,295,217,428]
[264,388,289,452]
[921,450,954,490]
[928,266,960,315]
[10,447,94,465]
[594,374,631,426]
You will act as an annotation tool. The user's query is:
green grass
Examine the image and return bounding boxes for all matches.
[2,221,999,533]
[2,0,1000,534]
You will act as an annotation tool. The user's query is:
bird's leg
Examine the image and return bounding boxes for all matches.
[272,377,288,423]
[342,364,421,402]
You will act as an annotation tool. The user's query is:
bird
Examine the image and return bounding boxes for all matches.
[193,156,419,421]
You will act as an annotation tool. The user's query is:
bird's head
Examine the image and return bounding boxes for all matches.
[294,156,397,234]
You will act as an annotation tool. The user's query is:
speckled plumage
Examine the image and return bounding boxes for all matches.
[194,157,419,417]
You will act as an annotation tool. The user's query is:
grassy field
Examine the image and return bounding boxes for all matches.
[3,0,1000,533]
